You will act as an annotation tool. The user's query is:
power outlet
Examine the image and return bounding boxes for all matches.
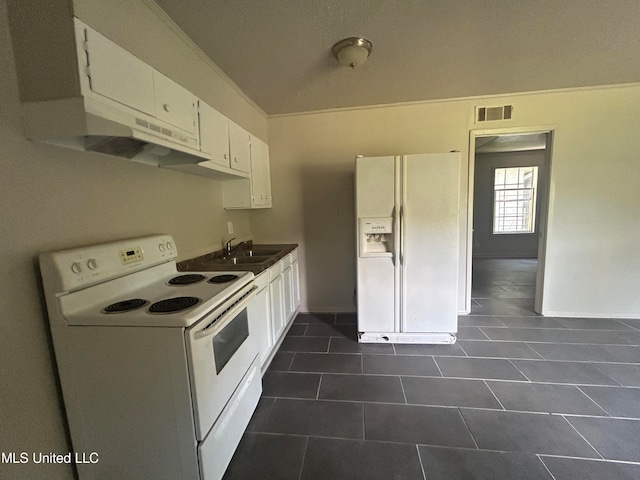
[227,222,234,235]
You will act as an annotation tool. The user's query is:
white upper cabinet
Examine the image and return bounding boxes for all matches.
[222,135,272,209]
[152,71,198,137]
[84,27,156,116]
[250,137,272,207]
[229,121,251,174]
[199,101,230,167]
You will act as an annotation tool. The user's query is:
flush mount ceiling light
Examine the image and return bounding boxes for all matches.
[332,37,373,69]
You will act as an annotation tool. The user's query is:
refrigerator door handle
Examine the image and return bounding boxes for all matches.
[391,206,397,267]
[400,203,405,266]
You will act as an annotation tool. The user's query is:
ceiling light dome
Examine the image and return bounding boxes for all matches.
[332,37,373,69]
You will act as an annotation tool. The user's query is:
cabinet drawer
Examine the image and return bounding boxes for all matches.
[254,271,269,291]
[198,359,261,480]
[268,260,283,281]
[153,71,197,135]
[291,248,298,262]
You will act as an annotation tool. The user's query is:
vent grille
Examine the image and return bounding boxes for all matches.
[476,105,513,123]
[133,118,193,147]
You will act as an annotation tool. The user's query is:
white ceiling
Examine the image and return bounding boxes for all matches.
[155,0,640,116]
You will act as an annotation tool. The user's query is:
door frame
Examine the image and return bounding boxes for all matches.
[465,125,555,314]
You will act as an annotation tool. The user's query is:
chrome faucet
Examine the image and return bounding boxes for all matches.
[225,237,236,257]
[225,238,251,257]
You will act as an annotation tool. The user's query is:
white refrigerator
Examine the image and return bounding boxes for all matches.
[356,153,461,343]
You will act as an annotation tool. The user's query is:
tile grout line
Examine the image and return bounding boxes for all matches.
[574,386,613,417]
[589,361,624,387]
[507,358,532,382]
[361,403,366,440]
[288,352,296,371]
[537,454,559,480]
[399,376,408,404]
[482,380,506,411]
[297,436,309,480]
[433,356,444,377]
[415,444,427,480]
[315,374,323,400]
[456,343,470,357]
[457,408,480,449]
[476,326,492,340]
[560,414,605,460]
[261,394,640,421]
[268,368,640,390]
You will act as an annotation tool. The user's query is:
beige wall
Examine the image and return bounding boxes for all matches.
[256,85,640,318]
[0,0,265,477]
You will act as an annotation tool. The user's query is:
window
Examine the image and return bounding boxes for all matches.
[493,166,538,234]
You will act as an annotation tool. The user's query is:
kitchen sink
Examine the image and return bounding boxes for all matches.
[210,255,272,265]
[248,249,282,256]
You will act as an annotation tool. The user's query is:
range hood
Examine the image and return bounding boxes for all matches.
[11,15,211,168]
[21,96,208,167]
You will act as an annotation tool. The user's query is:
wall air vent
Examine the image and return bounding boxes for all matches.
[475,105,513,123]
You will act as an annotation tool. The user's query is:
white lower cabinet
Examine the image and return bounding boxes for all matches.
[282,260,294,322]
[269,266,285,343]
[247,272,272,365]
[292,257,300,308]
[247,248,301,372]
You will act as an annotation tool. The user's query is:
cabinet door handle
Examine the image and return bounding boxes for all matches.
[163,104,170,112]
[224,153,228,160]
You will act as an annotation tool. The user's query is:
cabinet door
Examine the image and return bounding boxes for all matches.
[199,101,230,167]
[282,265,293,322]
[84,27,155,116]
[292,259,300,309]
[269,275,285,342]
[153,71,198,135]
[247,285,272,366]
[229,121,251,174]
[249,137,272,207]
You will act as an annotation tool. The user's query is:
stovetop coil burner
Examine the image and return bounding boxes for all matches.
[168,274,206,286]
[208,274,239,284]
[102,298,149,314]
[148,296,201,314]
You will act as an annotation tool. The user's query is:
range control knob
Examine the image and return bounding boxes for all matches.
[71,262,82,274]
[167,242,174,250]
[159,243,166,252]
[87,259,97,270]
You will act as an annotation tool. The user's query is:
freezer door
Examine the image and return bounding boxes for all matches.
[355,156,399,333]
[401,153,460,333]
[355,156,396,217]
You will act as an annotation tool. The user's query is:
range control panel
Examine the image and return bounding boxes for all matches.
[40,234,178,293]
[119,247,144,265]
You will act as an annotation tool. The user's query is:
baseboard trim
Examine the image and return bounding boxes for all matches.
[542,311,640,320]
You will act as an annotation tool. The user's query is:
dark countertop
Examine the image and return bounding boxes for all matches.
[177,243,298,275]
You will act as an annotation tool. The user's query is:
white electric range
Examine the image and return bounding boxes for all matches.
[39,234,261,480]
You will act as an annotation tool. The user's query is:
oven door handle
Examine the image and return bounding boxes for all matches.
[194,286,257,340]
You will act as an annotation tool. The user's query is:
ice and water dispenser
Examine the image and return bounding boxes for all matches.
[358,217,393,256]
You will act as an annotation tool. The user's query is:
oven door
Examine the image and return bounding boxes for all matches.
[185,284,259,440]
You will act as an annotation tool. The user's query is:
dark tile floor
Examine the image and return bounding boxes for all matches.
[224,258,640,479]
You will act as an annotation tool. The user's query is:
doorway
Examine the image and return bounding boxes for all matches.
[466,129,553,315]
